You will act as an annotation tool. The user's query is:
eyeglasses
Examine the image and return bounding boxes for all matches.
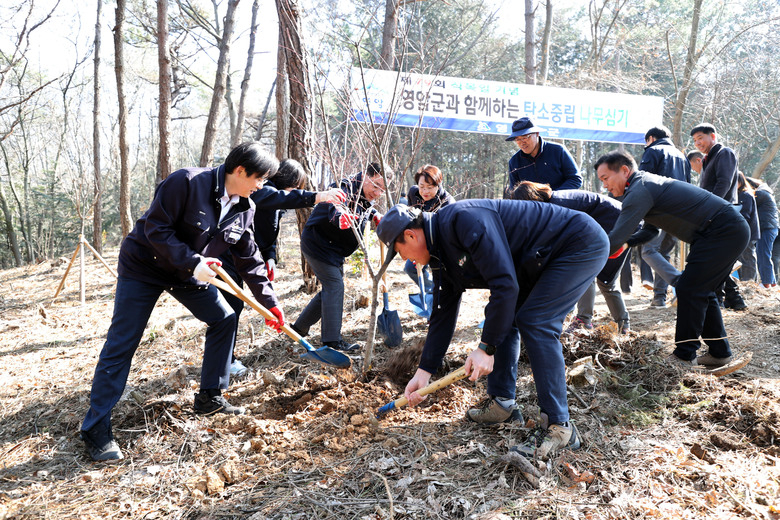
[514,133,537,143]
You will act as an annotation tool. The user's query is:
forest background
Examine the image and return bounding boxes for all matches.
[2,0,780,269]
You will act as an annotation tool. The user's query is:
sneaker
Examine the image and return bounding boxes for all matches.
[194,390,245,416]
[665,352,697,368]
[650,297,666,308]
[324,339,360,352]
[81,422,124,461]
[565,316,593,333]
[466,397,524,424]
[511,416,581,460]
[697,352,733,367]
[230,359,248,377]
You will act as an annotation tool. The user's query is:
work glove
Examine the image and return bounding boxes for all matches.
[266,258,276,281]
[338,210,358,230]
[194,257,222,283]
[609,244,627,260]
[317,188,348,204]
[372,210,383,226]
[265,306,285,332]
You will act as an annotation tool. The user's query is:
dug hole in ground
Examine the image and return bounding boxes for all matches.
[1,225,779,519]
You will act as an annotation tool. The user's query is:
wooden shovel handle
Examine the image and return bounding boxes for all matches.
[394,366,468,408]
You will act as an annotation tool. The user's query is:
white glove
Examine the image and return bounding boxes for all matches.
[193,257,221,283]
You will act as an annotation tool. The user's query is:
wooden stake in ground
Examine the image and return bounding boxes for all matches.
[52,234,118,302]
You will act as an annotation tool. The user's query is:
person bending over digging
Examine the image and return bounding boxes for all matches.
[376,200,609,460]
[81,142,284,461]
[596,150,749,368]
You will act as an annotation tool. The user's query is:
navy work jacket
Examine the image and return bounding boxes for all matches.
[700,143,738,203]
[301,172,376,265]
[118,164,278,309]
[505,138,581,196]
[638,138,691,183]
[418,199,606,374]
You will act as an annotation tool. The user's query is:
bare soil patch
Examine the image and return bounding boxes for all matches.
[1,228,779,519]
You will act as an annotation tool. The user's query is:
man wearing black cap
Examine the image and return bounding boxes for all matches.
[504,117,582,197]
[376,200,608,460]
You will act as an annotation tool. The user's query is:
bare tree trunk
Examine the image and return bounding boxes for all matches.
[255,78,276,140]
[524,0,536,85]
[752,131,780,179]
[200,0,240,167]
[380,0,399,70]
[231,0,260,147]
[115,0,132,237]
[538,0,553,85]
[157,0,172,182]
[671,0,702,147]
[0,160,22,266]
[276,0,316,292]
[92,0,103,254]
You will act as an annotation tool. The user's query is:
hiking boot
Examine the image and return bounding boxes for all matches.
[81,422,124,462]
[697,352,733,367]
[565,316,593,333]
[665,352,697,368]
[466,397,524,424]
[650,297,666,308]
[325,339,360,352]
[511,417,581,460]
[230,359,248,377]
[194,389,245,416]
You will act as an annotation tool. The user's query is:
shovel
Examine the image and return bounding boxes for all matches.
[375,366,467,419]
[408,263,432,318]
[376,243,403,347]
[209,265,351,369]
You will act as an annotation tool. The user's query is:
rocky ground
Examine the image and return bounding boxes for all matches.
[1,227,779,519]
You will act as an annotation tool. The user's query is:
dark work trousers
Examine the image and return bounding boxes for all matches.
[217,260,246,363]
[487,224,609,426]
[673,208,750,361]
[82,276,236,433]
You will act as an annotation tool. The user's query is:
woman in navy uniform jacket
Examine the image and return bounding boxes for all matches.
[81,142,283,461]
[376,199,608,460]
[292,163,389,352]
[404,164,455,291]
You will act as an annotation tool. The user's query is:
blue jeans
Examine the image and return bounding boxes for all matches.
[486,228,609,425]
[757,227,778,285]
[294,253,346,343]
[404,259,433,293]
[641,230,681,299]
[82,277,236,433]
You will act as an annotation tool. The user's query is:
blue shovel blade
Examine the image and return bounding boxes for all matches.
[409,292,433,318]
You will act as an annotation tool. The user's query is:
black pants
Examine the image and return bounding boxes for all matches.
[673,208,750,361]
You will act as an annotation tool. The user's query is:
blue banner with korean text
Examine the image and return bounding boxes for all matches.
[350,68,664,145]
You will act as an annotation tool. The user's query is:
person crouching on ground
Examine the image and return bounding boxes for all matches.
[81,142,284,461]
[376,200,608,460]
[596,151,749,368]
